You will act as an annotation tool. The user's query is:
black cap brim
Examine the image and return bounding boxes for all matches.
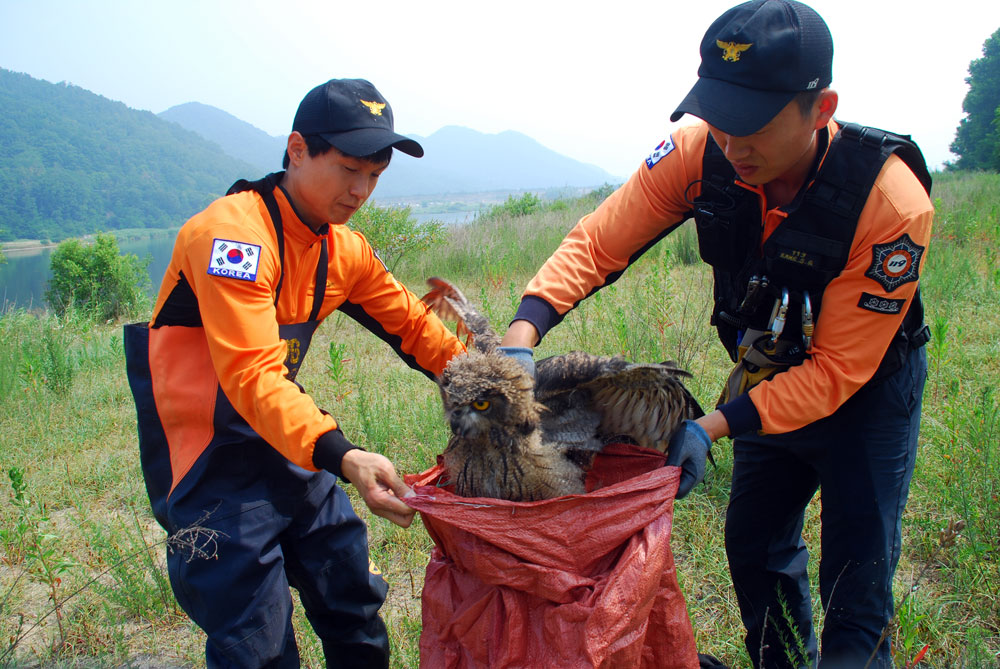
[670,77,797,137]
[320,127,424,158]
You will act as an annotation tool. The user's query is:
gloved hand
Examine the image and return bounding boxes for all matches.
[665,420,712,499]
[497,346,535,378]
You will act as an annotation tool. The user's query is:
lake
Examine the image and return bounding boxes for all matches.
[0,210,476,313]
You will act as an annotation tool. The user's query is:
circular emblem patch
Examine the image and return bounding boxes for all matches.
[226,248,244,264]
[865,234,924,292]
[882,250,913,277]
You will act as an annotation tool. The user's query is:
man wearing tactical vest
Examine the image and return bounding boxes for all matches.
[124,79,465,668]
[500,1,932,666]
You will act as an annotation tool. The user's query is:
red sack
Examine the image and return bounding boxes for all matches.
[404,443,699,668]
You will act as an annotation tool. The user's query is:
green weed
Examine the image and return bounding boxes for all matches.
[0,467,76,655]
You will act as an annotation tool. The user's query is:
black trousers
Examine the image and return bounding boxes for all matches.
[725,346,926,669]
[166,467,390,669]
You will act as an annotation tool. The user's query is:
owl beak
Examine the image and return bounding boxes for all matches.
[450,416,470,437]
[449,409,477,438]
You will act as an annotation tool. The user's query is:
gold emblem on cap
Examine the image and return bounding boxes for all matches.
[360,99,386,116]
[717,40,753,62]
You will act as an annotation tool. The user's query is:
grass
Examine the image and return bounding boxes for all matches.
[1,173,998,667]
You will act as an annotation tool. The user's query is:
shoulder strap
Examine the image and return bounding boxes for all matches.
[832,123,932,195]
[227,172,286,305]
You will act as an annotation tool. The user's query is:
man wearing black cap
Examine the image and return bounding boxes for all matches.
[125,79,465,667]
[500,1,932,666]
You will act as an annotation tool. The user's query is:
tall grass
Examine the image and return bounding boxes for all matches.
[0,174,998,666]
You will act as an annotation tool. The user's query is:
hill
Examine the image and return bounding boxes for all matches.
[159,101,286,174]
[374,126,620,197]
[0,68,258,242]
[158,104,621,197]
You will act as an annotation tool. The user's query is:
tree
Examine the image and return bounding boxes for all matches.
[950,28,1000,171]
[45,233,150,320]
[348,203,445,273]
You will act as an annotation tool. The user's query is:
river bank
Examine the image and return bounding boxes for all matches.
[1,228,180,258]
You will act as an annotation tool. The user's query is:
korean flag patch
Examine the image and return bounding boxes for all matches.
[207,238,262,282]
[645,136,675,169]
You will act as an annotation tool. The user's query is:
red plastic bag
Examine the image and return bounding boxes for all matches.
[404,443,699,668]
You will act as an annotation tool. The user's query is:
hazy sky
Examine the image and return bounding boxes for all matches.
[2,0,998,179]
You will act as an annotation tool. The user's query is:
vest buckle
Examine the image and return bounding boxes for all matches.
[767,287,790,346]
[801,291,814,351]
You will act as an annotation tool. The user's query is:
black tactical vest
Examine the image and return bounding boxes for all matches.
[691,122,932,375]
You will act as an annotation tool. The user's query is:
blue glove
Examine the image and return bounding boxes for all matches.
[665,420,711,499]
[497,346,535,378]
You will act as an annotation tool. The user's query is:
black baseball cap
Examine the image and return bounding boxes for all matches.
[292,78,424,158]
[670,0,833,136]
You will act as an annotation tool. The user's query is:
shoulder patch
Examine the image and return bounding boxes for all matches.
[864,233,924,292]
[207,238,262,282]
[857,292,905,314]
[645,136,675,169]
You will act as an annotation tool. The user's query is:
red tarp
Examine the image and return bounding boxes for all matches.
[404,443,699,668]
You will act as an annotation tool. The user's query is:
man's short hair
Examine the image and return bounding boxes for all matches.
[282,135,394,170]
[795,89,824,118]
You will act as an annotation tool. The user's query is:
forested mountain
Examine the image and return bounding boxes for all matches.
[0,68,621,243]
[0,68,257,242]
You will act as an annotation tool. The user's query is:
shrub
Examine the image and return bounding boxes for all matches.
[349,203,445,274]
[45,233,150,320]
[585,183,618,205]
[480,193,543,220]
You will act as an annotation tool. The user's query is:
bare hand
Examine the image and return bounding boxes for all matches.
[340,450,416,528]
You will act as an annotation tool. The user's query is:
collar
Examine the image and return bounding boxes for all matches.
[274,184,330,246]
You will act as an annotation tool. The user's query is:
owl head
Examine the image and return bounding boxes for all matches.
[438,350,540,441]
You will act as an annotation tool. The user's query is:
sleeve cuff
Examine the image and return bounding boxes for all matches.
[511,295,561,343]
[717,393,763,437]
[312,429,362,480]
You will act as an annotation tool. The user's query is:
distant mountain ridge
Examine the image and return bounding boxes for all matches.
[158,104,621,197]
[374,125,621,197]
[160,102,286,174]
[0,68,258,242]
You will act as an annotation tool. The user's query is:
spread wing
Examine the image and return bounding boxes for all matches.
[536,351,703,454]
[583,363,704,453]
[421,277,500,353]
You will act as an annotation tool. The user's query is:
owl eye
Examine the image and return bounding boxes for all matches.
[472,400,491,411]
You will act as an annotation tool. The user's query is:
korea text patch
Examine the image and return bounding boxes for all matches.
[645,136,675,169]
[207,239,262,282]
[864,233,924,292]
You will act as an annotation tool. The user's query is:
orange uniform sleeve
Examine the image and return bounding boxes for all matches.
[747,153,933,433]
[515,126,709,338]
[327,225,466,379]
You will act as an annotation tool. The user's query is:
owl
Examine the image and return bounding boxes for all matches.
[423,278,704,502]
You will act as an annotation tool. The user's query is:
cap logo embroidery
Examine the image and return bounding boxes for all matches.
[806,78,819,90]
[717,40,752,62]
[360,99,386,116]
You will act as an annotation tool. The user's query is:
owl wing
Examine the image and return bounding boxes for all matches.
[583,362,704,453]
[421,277,500,353]
[537,352,703,454]
[535,351,628,455]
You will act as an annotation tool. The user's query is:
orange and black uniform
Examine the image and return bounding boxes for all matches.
[511,120,932,667]
[125,173,463,668]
